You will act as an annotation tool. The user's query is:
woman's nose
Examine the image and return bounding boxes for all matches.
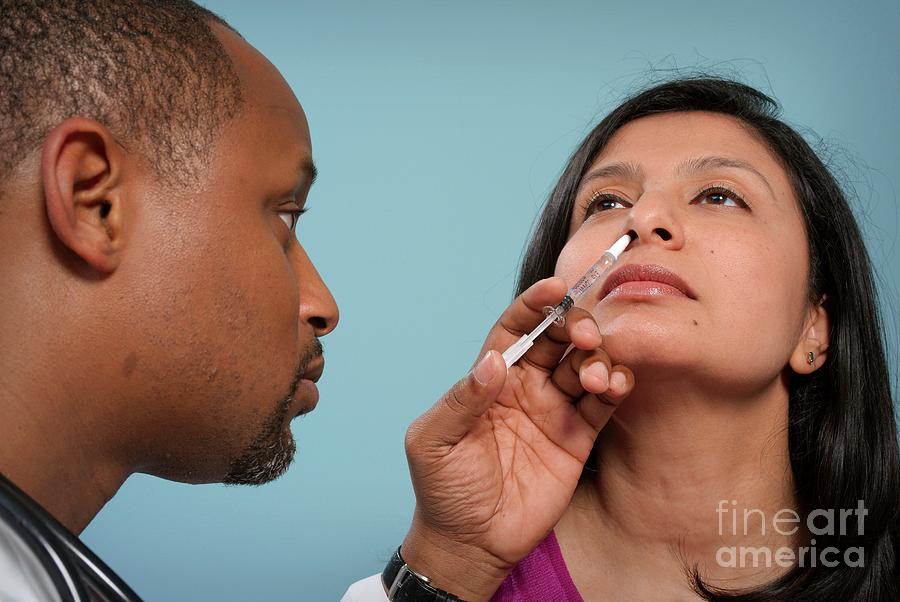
[624,191,684,250]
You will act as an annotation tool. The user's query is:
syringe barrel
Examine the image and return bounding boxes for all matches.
[566,251,616,302]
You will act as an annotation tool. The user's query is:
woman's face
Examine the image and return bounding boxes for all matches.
[556,111,813,392]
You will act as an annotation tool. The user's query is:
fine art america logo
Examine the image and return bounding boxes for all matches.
[715,500,868,569]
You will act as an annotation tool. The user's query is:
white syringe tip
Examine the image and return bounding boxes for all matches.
[608,233,632,259]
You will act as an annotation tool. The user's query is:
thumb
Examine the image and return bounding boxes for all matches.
[419,350,507,447]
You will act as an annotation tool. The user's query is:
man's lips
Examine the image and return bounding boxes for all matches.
[293,357,324,417]
[302,357,324,383]
[599,263,696,301]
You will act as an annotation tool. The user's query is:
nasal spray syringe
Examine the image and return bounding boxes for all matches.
[502,232,633,369]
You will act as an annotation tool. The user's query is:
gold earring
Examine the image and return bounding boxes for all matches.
[807,351,815,365]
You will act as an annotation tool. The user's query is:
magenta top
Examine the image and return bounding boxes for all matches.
[492,531,583,602]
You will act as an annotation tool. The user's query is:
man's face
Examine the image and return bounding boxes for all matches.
[123,26,338,484]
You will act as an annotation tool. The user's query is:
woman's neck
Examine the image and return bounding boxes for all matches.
[556,373,799,600]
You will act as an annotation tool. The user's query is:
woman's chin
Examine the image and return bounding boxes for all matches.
[597,314,705,370]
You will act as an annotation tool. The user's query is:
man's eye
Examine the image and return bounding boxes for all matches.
[693,186,749,209]
[278,207,307,232]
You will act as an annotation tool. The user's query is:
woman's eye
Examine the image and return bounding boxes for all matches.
[693,187,748,209]
[585,194,630,218]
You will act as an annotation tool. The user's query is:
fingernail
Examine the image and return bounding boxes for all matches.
[587,362,608,386]
[610,371,626,392]
[473,351,495,385]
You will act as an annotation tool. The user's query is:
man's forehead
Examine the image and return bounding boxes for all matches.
[212,23,311,149]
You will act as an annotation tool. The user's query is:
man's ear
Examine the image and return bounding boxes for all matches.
[789,296,831,374]
[41,118,127,274]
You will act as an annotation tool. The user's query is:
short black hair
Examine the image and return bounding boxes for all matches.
[0,0,244,188]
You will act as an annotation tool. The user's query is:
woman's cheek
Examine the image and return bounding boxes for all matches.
[554,233,597,284]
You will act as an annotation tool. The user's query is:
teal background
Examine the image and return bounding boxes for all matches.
[82,1,900,600]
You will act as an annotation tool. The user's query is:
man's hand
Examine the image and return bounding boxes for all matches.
[400,277,634,601]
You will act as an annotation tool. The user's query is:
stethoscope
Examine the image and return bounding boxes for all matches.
[0,473,142,602]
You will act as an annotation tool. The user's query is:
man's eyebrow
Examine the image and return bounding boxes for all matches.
[286,160,317,200]
[675,156,774,195]
[304,160,318,187]
[578,161,644,193]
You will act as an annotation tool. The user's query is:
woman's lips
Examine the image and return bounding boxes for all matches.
[599,263,695,301]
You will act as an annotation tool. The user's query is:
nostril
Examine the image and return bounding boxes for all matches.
[309,316,327,331]
[654,228,672,242]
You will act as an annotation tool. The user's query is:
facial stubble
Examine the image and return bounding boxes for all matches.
[222,339,323,485]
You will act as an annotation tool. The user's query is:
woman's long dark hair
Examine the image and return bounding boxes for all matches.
[515,78,899,600]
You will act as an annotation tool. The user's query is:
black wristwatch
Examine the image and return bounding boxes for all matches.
[382,547,466,602]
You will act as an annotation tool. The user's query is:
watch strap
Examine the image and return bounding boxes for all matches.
[382,547,464,602]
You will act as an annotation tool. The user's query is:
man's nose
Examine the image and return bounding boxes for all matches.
[292,244,339,337]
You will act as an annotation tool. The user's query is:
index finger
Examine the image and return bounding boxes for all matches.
[478,277,599,371]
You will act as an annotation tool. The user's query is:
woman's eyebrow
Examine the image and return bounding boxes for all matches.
[577,156,775,198]
[675,155,774,195]
[578,161,644,193]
